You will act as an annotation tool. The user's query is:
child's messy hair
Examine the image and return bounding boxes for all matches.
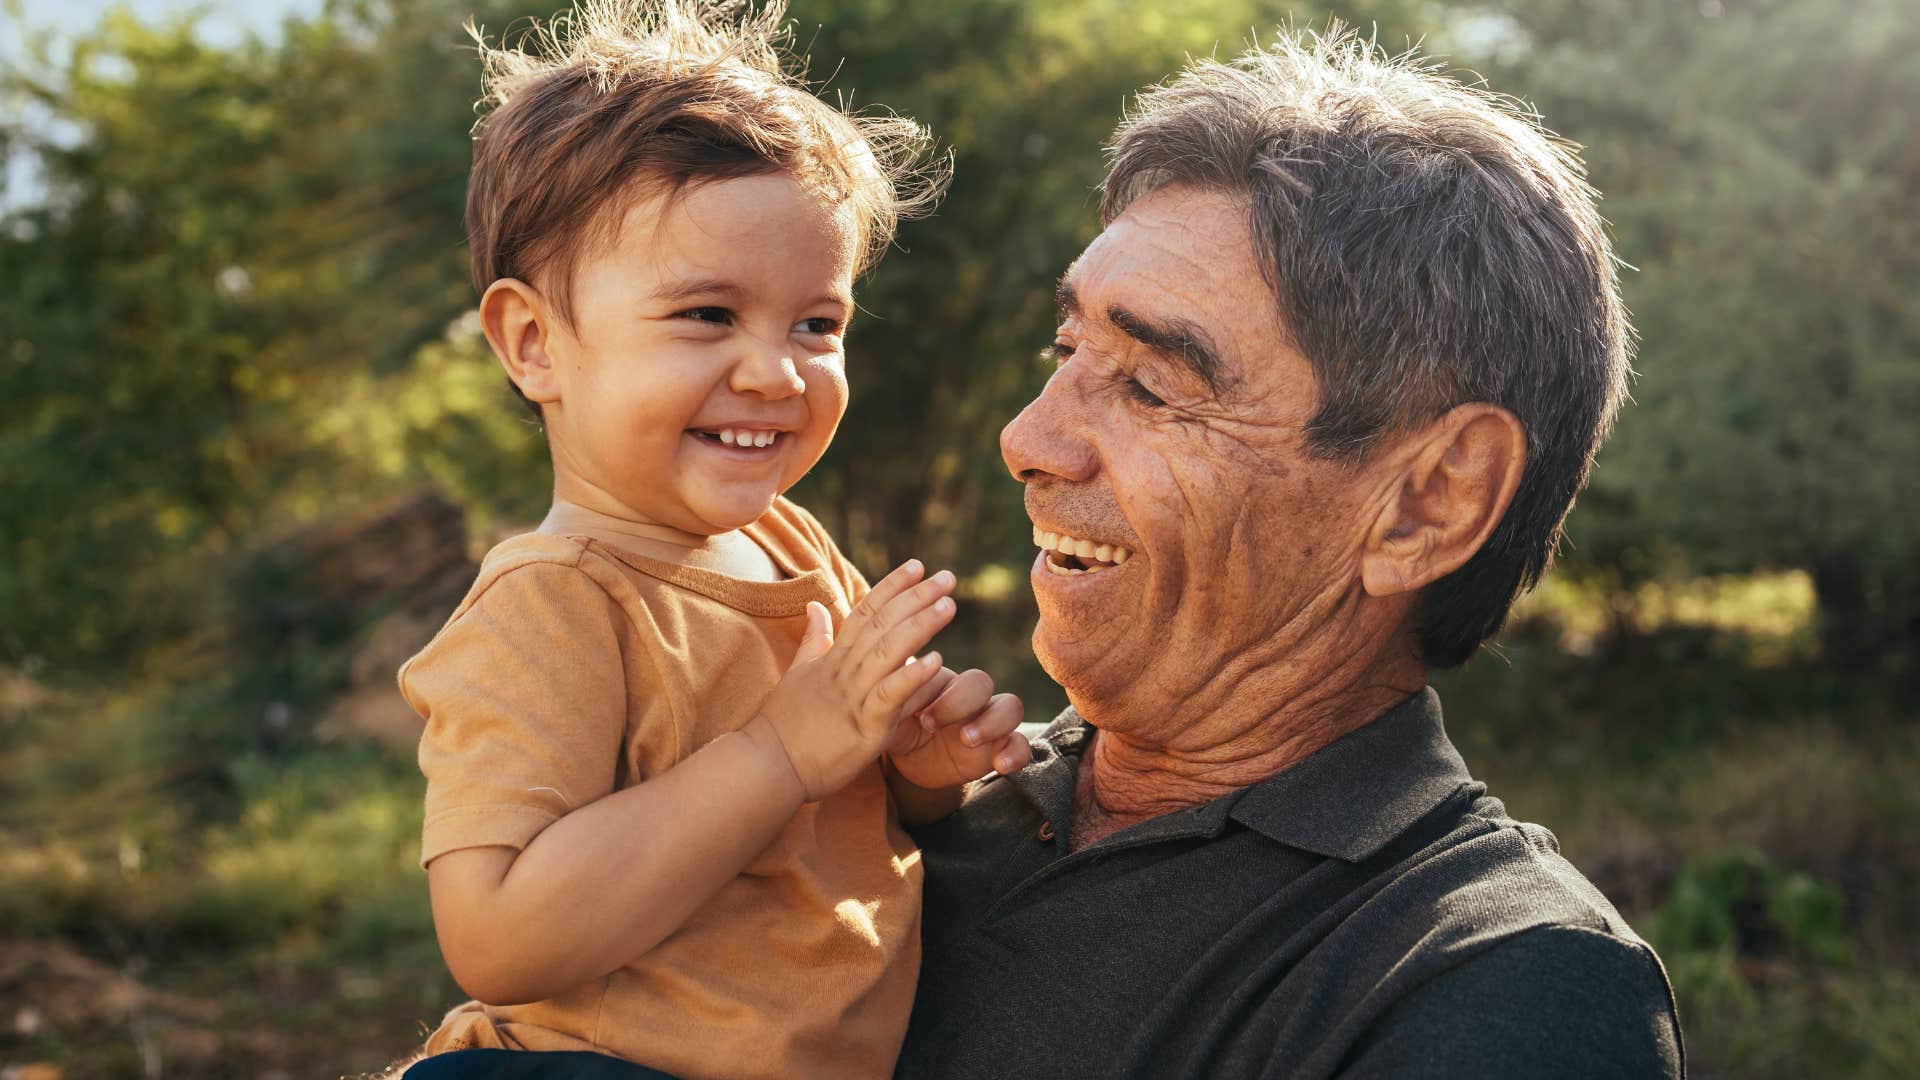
[465,0,946,324]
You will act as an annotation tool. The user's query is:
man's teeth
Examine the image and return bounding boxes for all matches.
[1030,526,1133,575]
[711,428,781,448]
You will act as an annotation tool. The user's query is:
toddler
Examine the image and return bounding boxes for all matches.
[396,3,1028,1076]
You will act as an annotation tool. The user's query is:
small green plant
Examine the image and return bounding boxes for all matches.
[1649,849,1852,982]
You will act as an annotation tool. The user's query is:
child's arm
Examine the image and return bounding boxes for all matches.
[427,561,956,1007]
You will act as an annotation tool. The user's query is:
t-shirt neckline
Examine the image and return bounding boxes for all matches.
[566,521,840,618]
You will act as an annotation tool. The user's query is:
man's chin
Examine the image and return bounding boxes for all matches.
[1032,618,1121,710]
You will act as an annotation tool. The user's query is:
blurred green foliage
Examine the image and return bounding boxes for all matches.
[2,0,1918,1075]
[1483,0,1920,669]
[6,0,1916,678]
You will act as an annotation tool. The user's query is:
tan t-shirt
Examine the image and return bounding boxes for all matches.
[398,498,920,1079]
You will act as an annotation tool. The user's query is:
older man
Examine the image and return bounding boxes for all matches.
[896,31,1684,1080]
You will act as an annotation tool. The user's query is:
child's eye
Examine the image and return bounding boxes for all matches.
[794,316,843,336]
[678,306,734,325]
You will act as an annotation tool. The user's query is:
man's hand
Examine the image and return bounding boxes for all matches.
[749,559,957,802]
[887,667,1031,791]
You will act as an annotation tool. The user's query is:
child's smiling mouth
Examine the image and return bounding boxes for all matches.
[689,426,788,451]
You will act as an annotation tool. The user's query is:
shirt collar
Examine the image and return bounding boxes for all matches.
[1024,688,1476,863]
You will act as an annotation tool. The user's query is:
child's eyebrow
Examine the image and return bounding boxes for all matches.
[650,278,850,313]
[650,276,744,303]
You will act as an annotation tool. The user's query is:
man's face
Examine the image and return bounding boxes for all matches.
[542,172,857,534]
[1004,184,1390,743]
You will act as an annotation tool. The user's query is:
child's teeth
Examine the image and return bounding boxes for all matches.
[710,429,780,447]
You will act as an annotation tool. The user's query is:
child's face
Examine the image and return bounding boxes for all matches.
[538,172,857,534]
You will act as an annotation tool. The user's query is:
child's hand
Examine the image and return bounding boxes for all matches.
[886,667,1031,790]
[751,560,957,802]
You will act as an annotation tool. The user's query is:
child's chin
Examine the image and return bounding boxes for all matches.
[697,494,778,532]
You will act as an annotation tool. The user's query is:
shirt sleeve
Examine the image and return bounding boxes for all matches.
[401,559,632,867]
[1325,924,1685,1080]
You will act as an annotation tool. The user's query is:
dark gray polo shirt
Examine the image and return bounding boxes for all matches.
[896,689,1684,1079]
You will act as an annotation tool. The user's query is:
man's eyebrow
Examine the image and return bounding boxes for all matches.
[1056,278,1081,319]
[1057,277,1228,393]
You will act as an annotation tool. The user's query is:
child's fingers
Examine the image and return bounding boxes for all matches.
[792,601,835,665]
[869,650,945,720]
[955,692,1023,750]
[844,559,924,635]
[858,592,957,685]
[921,669,995,730]
[838,567,950,661]
[898,665,959,724]
[989,731,1033,775]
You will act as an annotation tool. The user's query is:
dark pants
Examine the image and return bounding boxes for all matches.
[403,1050,679,1079]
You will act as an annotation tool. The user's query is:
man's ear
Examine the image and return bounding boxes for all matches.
[479,278,563,408]
[1360,404,1526,598]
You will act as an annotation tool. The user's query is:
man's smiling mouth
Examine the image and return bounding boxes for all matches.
[1033,526,1134,575]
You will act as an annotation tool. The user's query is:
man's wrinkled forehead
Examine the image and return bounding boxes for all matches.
[1058,186,1284,394]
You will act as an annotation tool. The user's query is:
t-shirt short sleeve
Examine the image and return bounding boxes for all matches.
[401,557,631,867]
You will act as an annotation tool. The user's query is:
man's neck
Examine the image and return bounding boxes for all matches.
[1066,650,1426,852]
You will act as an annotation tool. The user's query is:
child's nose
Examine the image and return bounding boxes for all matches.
[730,347,806,399]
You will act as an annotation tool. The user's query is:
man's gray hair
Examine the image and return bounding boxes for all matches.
[1103,28,1630,667]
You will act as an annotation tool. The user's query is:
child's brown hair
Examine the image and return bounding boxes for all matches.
[465,0,944,329]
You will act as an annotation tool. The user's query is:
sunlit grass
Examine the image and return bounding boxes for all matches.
[1519,569,1818,661]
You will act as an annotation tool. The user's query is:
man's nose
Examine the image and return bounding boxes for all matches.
[730,344,807,399]
[1001,368,1098,484]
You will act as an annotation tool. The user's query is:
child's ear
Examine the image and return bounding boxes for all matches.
[479,278,563,407]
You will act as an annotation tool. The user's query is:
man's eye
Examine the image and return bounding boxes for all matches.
[1044,342,1075,365]
[678,306,733,325]
[1125,377,1166,408]
[795,316,842,336]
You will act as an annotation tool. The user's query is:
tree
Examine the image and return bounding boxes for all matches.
[1485,0,1920,666]
[0,0,516,667]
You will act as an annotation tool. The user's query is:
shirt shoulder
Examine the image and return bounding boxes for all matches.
[1438,797,1644,940]
[1286,800,1683,1077]
[399,534,650,865]
[1333,923,1685,1078]
[398,532,640,703]
[1338,797,1655,972]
